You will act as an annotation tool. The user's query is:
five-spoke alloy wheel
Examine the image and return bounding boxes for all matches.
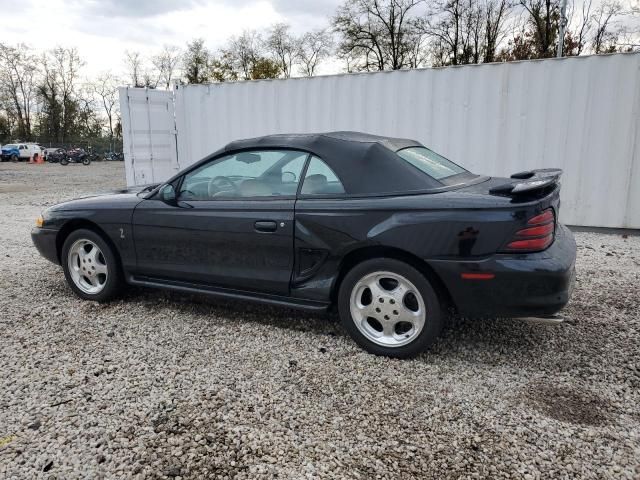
[61,229,122,302]
[349,271,426,348]
[67,239,109,294]
[339,258,443,358]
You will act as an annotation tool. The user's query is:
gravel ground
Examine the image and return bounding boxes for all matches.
[0,162,639,479]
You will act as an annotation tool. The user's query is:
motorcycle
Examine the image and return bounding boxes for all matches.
[60,148,91,166]
[104,151,124,161]
[46,148,67,163]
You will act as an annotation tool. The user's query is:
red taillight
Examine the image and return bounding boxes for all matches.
[506,236,553,251]
[527,210,554,225]
[504,208,555,252]
[516,223,554,237]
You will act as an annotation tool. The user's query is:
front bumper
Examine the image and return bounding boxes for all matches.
[429,224,577,318]
[31,227,60,265]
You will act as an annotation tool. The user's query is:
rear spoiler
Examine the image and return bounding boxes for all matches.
[490,169,563,195]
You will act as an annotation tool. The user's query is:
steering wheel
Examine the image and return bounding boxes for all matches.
[208,175,239,197]
[282,171,297,183]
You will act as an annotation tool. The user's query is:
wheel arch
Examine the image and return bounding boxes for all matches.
[331,246,456,314]
[56,219,123,269]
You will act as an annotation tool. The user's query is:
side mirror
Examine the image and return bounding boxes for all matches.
[159,184,177,205]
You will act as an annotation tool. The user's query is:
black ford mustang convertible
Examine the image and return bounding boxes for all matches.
[32,132,576,358]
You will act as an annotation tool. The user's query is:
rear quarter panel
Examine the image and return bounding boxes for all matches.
[292,186,561,301]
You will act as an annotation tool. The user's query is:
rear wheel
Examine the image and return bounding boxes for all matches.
[60,157,69,166]
[61,229,122,302]
[10,154,18,162]
[338,258,443,358]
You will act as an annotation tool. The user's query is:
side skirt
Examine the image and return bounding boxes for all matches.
[127,274,331,312]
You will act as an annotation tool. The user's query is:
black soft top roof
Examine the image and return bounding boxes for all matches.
[219,131,443,195]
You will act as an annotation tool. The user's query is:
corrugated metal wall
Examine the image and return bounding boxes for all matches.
[122,53,640,228]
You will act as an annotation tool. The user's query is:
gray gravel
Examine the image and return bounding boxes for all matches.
[1,161,639,479]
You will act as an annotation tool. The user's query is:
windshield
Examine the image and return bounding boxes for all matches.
[397,147,467,180]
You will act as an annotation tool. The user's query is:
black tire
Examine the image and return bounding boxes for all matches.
[11,154,18,162]
[60,157,69,166]
[61,229,123,302]
[338,258,443,358]
[82,157,91,165]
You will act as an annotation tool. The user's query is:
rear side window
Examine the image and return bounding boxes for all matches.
[301,156,346,195]
[397,147,466,180]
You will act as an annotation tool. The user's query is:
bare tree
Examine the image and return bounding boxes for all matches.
[92,73,119,151]
[333,0,423,71]
[423,0,495,66]
[212,31,282,81]
[466,0,485,63]
[264,23,297,78]
[518,0,560,57]
[568,0,593,54]
[0,43,37,139]
[592,0,623,53]
[151,45,182,89]
[76,85,102,140]
[483,0,511,62]
[40,47,85,143]
[124,50,145,87]
[405,28,429,67]
[297,29,334,76]
[226,30,263,80]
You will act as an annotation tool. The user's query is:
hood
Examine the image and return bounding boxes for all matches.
[48,184,159,212]
[107,183,159,195]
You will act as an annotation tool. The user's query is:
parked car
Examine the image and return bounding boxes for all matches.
[1,143,42,162]
[31,132,577,358]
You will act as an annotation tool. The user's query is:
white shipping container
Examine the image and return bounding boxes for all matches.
[120,52,640,229]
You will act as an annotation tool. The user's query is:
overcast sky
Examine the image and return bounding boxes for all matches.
[0,0,342,77]
[0,0,637,81]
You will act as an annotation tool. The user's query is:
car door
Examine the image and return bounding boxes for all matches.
[131,149,309,296]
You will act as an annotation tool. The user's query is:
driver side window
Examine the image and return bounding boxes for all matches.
[179,150,308,200]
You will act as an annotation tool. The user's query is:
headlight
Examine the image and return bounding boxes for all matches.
[35,215,44,228]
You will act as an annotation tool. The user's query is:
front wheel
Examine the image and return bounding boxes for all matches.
[82,157,91,165]
[10,154,18,162]
[60,157,69,166]
[61,229,122,302]
[338,258,443,358]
